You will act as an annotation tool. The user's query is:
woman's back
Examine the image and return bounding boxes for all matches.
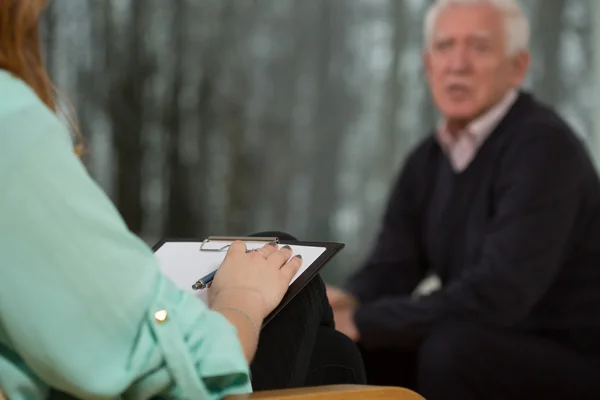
[0,70,252,399]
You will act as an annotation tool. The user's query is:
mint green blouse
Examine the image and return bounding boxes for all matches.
[0,70,252,399]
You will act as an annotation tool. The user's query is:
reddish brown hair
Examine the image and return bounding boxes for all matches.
[0,0,83,154]
[0,0,54,109]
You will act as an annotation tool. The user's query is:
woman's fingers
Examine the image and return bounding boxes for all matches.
[249,241,279,260]
[280,254,303,282]
[248,242,301,285]
[266,245,294,268]
[226,240,248,257]
[228,241,300,281]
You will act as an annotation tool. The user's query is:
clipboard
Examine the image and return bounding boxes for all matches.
[152,236,345,326]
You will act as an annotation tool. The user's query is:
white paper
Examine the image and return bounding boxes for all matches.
[154,241,327,303]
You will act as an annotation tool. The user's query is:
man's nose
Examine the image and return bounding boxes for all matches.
[447,48,470,73]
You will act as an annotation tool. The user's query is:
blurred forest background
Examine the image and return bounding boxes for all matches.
[41,0,594,284]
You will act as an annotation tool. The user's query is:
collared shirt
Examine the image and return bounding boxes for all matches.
[436,89,518,172]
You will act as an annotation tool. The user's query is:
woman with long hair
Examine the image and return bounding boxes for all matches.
[0,1,365,398]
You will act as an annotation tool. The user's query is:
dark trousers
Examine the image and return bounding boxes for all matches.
[249,231,366,390]
[360,320,600,400]
[250,273,366,390]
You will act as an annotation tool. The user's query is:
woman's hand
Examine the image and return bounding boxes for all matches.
[208,241,303,318]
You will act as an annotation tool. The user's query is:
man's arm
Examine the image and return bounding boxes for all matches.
[354,122,585,349]
[344,145,431,303]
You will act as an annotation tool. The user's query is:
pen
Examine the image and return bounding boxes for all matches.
[192,269,216,290]
[191,249,255,290]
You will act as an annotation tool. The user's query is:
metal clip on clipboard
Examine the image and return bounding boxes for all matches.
[199,236,280,252]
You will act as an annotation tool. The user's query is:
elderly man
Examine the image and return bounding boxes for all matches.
[327,0,600,398]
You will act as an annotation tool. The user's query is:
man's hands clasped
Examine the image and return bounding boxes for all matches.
[326,285,360,342]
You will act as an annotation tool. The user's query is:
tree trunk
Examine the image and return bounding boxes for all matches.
[532,0,567,104]
[110,0,151,233]
[164,0,195,237]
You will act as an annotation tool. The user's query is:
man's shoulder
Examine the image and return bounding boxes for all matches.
[500,91,594,170]
[507,92,581,142]
[404,135,439,167]
[489,91,586,159]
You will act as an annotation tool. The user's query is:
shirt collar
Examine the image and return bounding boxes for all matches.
[436,88,519,149]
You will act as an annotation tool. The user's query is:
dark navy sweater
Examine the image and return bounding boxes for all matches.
[347,92,600,359]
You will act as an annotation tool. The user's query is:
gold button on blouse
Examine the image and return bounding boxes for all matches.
[154,309,168,323]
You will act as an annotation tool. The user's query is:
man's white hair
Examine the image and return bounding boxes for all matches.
[424,0,530,56]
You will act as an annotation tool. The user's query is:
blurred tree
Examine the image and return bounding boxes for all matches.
[109,0,155,233]
[164,0,195,237]
[531,0,567,104]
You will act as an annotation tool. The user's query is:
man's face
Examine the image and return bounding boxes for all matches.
[424,3,529,127]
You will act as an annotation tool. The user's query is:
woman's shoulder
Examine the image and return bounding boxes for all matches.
[0,70,51,117]
[0,70,68,176]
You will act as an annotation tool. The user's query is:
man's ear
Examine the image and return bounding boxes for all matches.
[511,50,530,86]
[423,49,433,81]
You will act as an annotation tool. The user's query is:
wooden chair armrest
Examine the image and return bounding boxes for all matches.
[249,384,425,399]
[3,384,424,400]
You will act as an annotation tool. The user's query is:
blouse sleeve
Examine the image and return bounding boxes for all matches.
[0,103,251,399]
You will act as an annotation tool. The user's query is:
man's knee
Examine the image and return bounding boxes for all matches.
[418,320,489,380]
